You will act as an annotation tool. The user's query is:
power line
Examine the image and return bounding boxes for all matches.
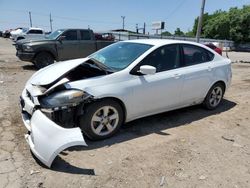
[165,0,187,19]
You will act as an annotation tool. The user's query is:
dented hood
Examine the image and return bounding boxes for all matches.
[30,58,89,86]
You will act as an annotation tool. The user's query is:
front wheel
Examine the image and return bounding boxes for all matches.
[79,99,124,140]
[203,83,225,110]
[33,52,54,69]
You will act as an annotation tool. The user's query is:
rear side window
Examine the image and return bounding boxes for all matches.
[182,44,214,66]
[80,30,91,40]
[63,30,78,40]
[27,29,43,34]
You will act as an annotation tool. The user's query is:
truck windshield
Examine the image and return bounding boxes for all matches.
[89,42,153,71]
[46,29,66,39]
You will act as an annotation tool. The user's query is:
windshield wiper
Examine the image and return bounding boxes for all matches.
[89,58,115,74]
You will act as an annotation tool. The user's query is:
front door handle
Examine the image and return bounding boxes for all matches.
[207,66,212,71]
[174,73,181,79]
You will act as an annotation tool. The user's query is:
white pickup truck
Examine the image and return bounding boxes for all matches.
[11,27,45,42]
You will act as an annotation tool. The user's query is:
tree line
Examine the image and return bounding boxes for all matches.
[162,5,250,43]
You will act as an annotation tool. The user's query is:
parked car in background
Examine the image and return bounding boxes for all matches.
[20,39,232,167]
[11,27,45,42]
[15,29,114,68]
[2,29,11,38]
[0,30,2,37]
[234,43,250,52]
[205,43,222,55]
[95,32,115,41]
[10,28,26,40]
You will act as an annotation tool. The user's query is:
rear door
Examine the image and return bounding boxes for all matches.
[179,44,215,105]
[78,30,96,57]
[57,30,80,60]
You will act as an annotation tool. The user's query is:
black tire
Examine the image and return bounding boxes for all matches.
[33,52,54,69]
[79,99,124,140]
[203,82,225,110]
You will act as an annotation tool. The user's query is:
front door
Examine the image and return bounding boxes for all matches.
[57,30,79,61]
[129,44,184,118]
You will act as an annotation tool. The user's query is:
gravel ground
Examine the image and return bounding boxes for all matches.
[0,38,250,188]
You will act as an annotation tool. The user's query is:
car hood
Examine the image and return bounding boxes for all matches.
[29,58,89,86]
[17,37,52,44]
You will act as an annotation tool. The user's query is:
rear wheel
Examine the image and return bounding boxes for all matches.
[34,52,54,69]
[79,99,124,140]
[203,82,225,110]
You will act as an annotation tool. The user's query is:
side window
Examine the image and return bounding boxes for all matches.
[27,30,43,34]
[182,44,214,66]
[80,30,91,40]
[139,44,181,73]
[63,30,78,40]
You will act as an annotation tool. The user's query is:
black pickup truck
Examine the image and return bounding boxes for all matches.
[15,29,114,68]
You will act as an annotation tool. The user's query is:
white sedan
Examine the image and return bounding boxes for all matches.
[20,39,232,167]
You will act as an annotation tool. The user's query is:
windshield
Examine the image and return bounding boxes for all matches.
[22,28,28,33]
[89,42,152,71]
[46,29,66,39]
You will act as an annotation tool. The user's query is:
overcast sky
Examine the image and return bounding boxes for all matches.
[0,0,249,33]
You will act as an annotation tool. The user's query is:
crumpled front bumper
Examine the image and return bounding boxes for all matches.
[20,93,87,168]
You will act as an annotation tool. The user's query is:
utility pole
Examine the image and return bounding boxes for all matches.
[196,0,206,43]
[143,22,146,34]
[49,13,53,32]
[121,16,125,30]
[29,11,32,27]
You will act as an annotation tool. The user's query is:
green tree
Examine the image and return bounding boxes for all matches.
[162,31,172,36]
[203,11,230,40]
[174,28,184,36]
[191,5,250,42]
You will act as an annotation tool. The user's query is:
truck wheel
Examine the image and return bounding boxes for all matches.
[34,52,54,69]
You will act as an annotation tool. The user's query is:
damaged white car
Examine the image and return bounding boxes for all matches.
[20,39,232,167]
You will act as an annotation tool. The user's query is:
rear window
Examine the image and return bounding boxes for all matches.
[182,44,214,66]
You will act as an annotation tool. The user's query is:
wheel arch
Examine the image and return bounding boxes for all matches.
[204,80,226,99]
[33,50,56,61]
[211,80,226,92]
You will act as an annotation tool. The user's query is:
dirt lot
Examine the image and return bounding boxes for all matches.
[0,38,250,188]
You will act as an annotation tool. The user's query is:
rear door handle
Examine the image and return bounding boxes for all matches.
[207,66,212,71]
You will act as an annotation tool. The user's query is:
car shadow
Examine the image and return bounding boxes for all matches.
[51,99,236,174]
[22,64,37,70]
[71,99,236,151]
[31,151,95,175]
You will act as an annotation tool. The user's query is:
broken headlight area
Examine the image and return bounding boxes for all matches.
[40,107,77,129]
[39,89,90,108]
[38,89,92,128]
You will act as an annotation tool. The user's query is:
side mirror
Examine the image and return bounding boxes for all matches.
[139,65,156,75]
[58,35,66,42]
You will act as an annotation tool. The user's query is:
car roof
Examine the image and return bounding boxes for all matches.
[123,39,205,47]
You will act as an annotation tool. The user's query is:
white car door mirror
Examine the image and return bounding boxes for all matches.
[139,65,156,75]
